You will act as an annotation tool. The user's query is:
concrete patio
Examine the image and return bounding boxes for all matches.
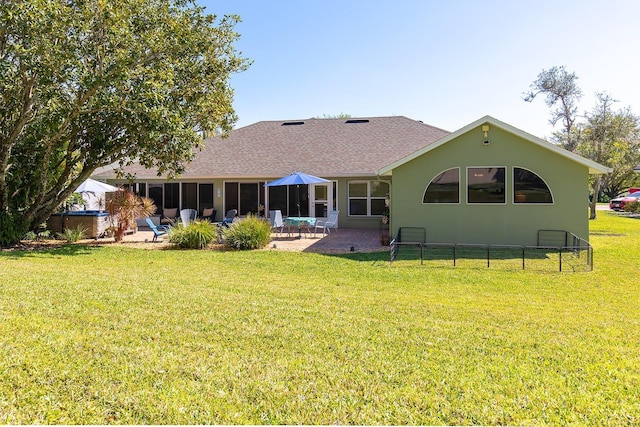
[270,228,384,253]
[119,227,387,253]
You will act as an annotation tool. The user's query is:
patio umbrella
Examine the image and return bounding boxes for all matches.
[74,178,118,193]
[266,172,329,217]
[266,171,330,188]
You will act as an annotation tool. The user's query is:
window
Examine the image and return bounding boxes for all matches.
[513,167,553,203]
[225,182,239,212]
[288,185,308,217]
[148,184,163,211]
[467,167,505,204]
[313,184,328,217]
[348,181,389,216]
[163,183,180,210]
[181,183,197,210]
[268,185,288,215]
[198,184,214,214]
[240,183,259,215]
[225,182,267,216]
[122,182,146,197]
[423,168,459,203]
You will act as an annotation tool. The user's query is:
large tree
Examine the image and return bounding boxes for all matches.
[523,65,582,151]
[0,0,249,245]
[577,93,640,219]
[525,67,640,219]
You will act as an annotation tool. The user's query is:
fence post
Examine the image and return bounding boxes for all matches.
[559,250,562,272]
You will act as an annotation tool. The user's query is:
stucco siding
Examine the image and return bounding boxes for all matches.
[390,125,590,245]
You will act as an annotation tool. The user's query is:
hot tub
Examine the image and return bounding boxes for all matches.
[47,211,110,239]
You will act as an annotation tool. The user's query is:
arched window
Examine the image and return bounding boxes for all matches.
[423,168,459,203]
[513,167,553,204]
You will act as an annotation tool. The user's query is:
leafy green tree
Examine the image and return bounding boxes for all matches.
[0,0,249,245]
[523,66,582,151]
[525,68,640,219]
[576,93,640,219]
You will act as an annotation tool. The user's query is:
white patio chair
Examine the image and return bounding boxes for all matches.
[180,208,197,226]
[314,210,339,237]
[269,210,285,236]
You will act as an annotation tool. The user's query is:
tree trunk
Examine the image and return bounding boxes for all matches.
[589,179,601,220]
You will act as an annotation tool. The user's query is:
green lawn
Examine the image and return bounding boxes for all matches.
[1,212,639,424]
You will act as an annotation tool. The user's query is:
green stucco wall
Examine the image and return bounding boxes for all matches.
[389,125,590,246]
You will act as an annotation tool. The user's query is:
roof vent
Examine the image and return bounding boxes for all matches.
[345,119,369,124]
[282,121,305,126]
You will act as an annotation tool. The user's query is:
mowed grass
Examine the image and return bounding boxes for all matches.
[1,212,639,425]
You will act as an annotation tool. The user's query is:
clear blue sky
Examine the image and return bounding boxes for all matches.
[200,0,640,139]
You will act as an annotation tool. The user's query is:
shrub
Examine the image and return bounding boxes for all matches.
[624,200,640,214]
[106,189,156,242]
[223,214,272,250]
[57,225,87,243]
[22,229,51,241]
[168,220,217,249]
[598,194,611,204]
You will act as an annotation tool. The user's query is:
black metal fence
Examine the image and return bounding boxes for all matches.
[389,228,593,272]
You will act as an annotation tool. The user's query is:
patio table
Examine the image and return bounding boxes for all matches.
[284,217,316,239]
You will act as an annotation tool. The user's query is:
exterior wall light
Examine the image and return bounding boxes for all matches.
[482,124,490,145]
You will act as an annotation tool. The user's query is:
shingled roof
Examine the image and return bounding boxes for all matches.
[95,116,450,179]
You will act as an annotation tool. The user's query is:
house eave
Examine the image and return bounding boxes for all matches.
[377,115,613,176]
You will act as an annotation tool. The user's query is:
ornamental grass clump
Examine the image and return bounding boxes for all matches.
[168,220,217,249]
[223,214,271,250]
[56,225,87,243]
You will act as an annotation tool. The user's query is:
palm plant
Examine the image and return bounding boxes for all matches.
[106,189,156,242]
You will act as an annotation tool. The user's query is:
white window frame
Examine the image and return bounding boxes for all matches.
[512,166,554,204]
[348,180,389,217]
[422,167,461,204]
[466,166,507,205]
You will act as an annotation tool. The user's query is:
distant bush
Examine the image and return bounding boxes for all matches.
[223,215,271,250]
[624,200,640,214]
[169,220,217,249]
[57,225,87,243]
[23,228,51,241]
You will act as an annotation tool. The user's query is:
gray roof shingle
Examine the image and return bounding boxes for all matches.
[96,116,450,179]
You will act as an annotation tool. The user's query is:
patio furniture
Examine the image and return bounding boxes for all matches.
[180,208,197,226]
[221,209,238,227]
[269,210,285,236]
[161,207,178,225]
[285,216,316,239]
[146,218,170,242]
[313,210,339,237]
[202,208,217,222]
